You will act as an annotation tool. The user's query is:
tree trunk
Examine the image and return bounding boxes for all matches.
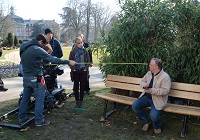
[86,0,91,43]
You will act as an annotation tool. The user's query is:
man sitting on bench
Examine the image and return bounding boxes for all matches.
[132,58,171,134]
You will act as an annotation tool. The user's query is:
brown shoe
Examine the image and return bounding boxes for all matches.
[142,123,150,131]
[154,128,161,134]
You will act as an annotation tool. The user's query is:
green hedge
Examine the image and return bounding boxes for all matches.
[98,0,200,84]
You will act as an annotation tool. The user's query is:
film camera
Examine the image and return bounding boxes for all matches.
[42,64,67,110]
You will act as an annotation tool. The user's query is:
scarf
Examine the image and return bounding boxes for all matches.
[74,47,85,70]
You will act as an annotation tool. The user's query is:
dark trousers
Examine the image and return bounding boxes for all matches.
[0,78,4,90]
[73,70,87,101]
[73,74,90,92]
[85,78,90,92]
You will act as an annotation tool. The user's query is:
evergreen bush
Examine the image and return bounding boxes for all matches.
[98,0,200,84]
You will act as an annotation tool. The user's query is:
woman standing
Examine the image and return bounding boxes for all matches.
[69,37,91,108]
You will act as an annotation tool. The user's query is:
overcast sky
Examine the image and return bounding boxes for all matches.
[5,0,120,23]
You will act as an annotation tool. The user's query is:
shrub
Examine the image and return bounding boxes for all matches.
[98,0,200,84]
[0,62,19,78]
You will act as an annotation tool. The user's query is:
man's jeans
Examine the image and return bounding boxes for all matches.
[18,76,46,124]
[132,95,162,129]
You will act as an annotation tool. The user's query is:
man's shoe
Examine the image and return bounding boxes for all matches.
[154,128,161,134]
[3,87,8,91]
[142,123,150,131]
[19,118,30,125]
[0,87,8,91]
[35,120,50,127]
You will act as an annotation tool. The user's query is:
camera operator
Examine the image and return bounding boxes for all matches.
[18,33,76,127]
[0,37,8,92]
[45,28,63,88]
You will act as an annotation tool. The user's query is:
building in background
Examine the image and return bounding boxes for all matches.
[9,6,60,41]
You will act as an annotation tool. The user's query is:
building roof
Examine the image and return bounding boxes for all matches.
[11,14,25,24]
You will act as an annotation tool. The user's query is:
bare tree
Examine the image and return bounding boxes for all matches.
[85,0,91,43]
[59,0,87,42]
[59,0,118,43]
[0,1,12,39]
[90,2,114,41]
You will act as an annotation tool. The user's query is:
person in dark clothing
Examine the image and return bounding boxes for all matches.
[69,37,91,108]
[18,33,76,127]
[80,34,93,95]
[45,28,63,88]
[0,79,7,91]
[0,37,8,92]
[45,28,63,58]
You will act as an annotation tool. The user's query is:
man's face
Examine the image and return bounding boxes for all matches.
[46,33,53,41]
[39,41,47,48]
[149,60,158,73]
[80,34,85,41]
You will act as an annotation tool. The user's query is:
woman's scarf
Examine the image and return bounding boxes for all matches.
[74,47,85,70]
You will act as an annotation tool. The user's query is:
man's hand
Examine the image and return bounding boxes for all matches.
[69,60,77,66]
[145,88,152,93]
[89,64,93,67]
[143,84,151,93]
[143,84,149,90]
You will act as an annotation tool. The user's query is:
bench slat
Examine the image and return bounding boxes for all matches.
[105,81,143,92]
[95,92,136,105]
[106,81,200,101]
[95,93,200,117]
[169,89,200,101]
[107,75,200,93]
[107,74,141,84]
[171,82,200,93]
[164,104,200,117]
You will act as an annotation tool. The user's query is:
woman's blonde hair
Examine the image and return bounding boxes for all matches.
[75,37,82,44]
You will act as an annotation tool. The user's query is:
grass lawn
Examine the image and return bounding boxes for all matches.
[0,47,100,78]
[1,88,200,140]
[0,49,18,60]
[0,46,100,65]
[1,46,199,140]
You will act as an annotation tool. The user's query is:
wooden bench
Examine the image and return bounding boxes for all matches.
[95,74,200,137]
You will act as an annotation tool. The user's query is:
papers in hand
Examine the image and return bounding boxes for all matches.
[58,65,68,70]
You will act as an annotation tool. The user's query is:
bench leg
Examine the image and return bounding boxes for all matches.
[180,100,190,138]
[103,100,108,119]
[180,115,188,138]
[102,100,116,120]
